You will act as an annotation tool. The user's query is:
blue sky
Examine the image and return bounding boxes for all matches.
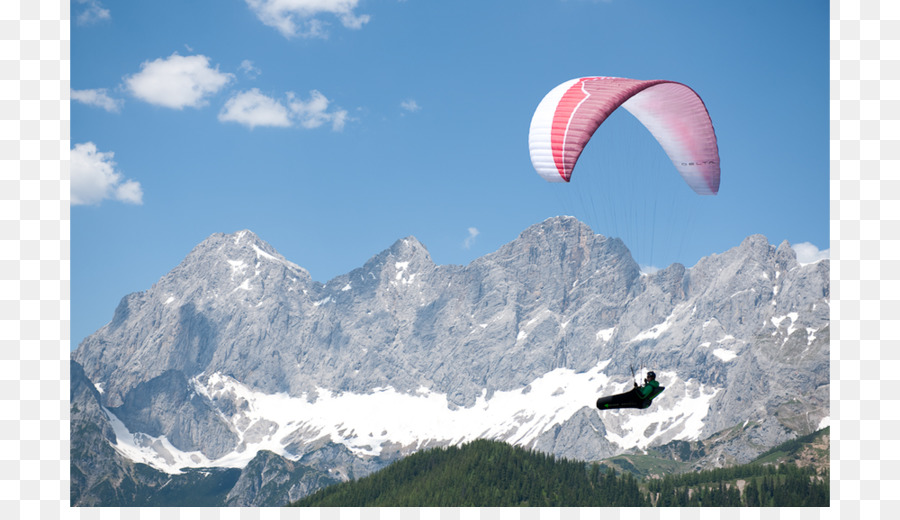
[71,1,829,347]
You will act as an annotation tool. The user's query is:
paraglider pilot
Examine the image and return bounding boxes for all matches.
[596,370,665,410]
[635,371,660,400]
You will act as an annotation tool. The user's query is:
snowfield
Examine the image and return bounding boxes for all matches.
[104,362,720,474]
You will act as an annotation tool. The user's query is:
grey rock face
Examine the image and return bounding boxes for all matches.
[531,407,617,461]
[71,360,130,506]
[224,450,339,506]
[73,216,829,474]
[110,370,241,460]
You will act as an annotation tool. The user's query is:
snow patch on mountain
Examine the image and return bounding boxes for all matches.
[603,375,719,449]
[632,318,672,342]
[713,348,737,362]
[104,408,213,474]
[101,359,724,476]
[806,328,818,345]
[227,259,247,275]
[251,243,276,262]
[771,312,799,332]
[596,327,615,342]
[189,359,622,461]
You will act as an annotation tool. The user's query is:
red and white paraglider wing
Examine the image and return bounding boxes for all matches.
[528,78,581,183]
[528,77,720,195]
[621,81,720,195]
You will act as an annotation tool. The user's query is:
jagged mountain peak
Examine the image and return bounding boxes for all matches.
[689,233,774,274]
[697,233,773,269]
[522,215,598,241]
[519,216,633,259]
[386,235,432,263]
[189,230,300,267]
[490,216,598,258]
[478,216,637,287]
[774,240,800,270]
[187,229,262,253]
[343,235,436,286]
[738,233,770,249]
[157,230,311,292]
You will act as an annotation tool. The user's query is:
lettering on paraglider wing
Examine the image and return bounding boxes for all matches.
[681,160,719,166]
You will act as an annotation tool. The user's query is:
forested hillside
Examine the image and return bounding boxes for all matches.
[290,439,648,507]
[291,434,829,507]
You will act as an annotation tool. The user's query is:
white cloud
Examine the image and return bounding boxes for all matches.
[239,60,262,79]
[71,88,123,113]
[125,53,233,109]
[114,180,144,205]
[71,142,143,206]
[400,99,421,113]
[792,242,829,265]
[218,89,349,131]
[219,89,292,129]
[75,0,110,25]
[245,0,370,38]
[288,90,349,131]
[640,265,660,275]
[463,227,480,249]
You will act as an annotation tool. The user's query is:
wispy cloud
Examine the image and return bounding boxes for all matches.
[791,242,829,265]
[71,88,123,113]
[239,60,262,79]
[639,265,660,276]
[288,90,349,131]
[463,227,480,249]
[71,142,143,206]
[245,0,370,38]
[74,0,110,25]
[125,53,233,109]
[219,89,292,129]
[400,99,421,113]
[219,89,349,131]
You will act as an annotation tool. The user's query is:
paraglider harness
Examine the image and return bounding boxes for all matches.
[595,365,665,410]
[633,372,662,409]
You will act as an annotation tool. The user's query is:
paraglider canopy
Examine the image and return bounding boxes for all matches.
[529,76,720,195]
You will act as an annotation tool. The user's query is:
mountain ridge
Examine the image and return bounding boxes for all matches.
[71,216,829,505]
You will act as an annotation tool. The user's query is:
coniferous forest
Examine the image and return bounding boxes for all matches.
[291,439,648,507]
[290,437,828,507]
[647,463,828,507]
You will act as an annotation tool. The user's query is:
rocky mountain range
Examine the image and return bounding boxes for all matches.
[71,216,829,506]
